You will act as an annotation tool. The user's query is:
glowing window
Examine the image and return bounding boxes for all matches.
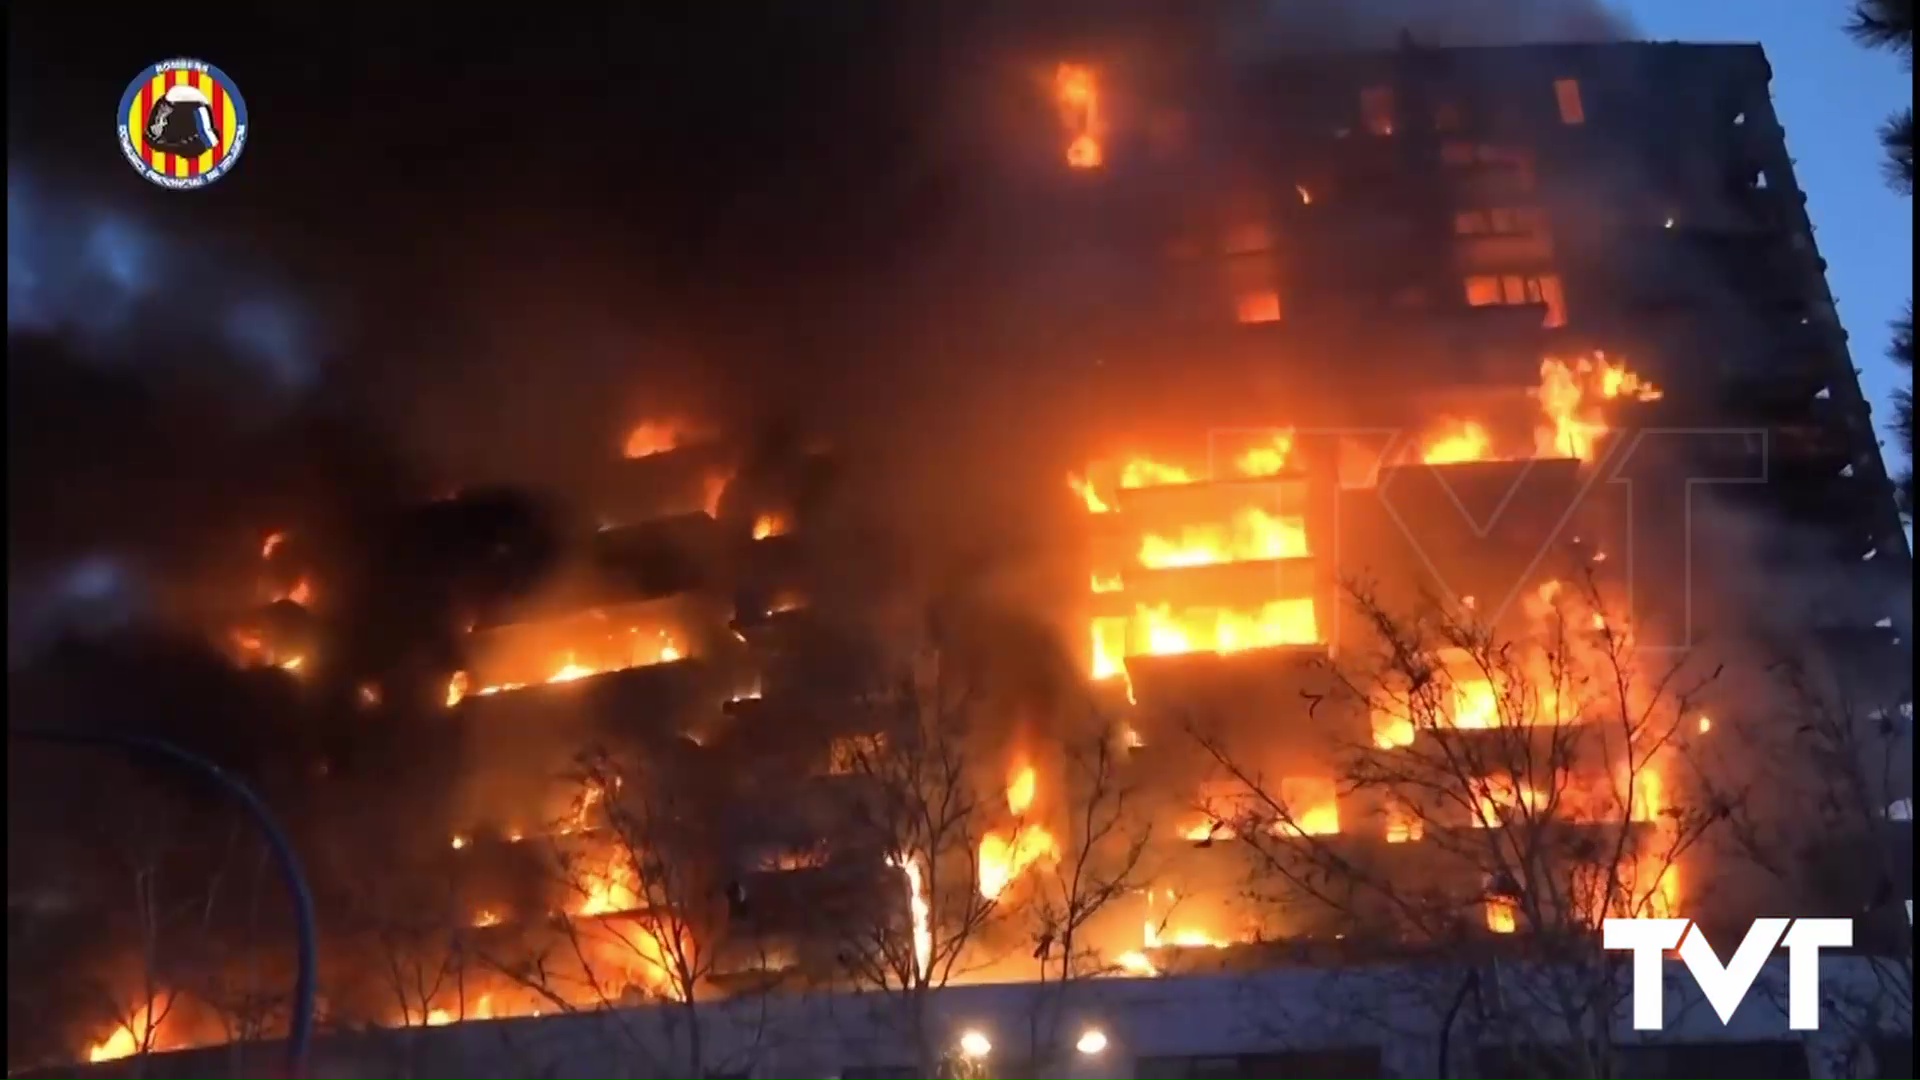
[1360,85,1396,136]
[1538,273,1567,327]
[1554,78,1586,125]
[1236,290,1282,324]
[1486,896,1518,933]
[1462,273,1566,326]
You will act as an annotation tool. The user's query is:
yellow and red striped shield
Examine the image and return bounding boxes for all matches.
[117,59,249,188]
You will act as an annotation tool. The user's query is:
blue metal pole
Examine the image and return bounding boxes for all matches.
[11,729,318,1078]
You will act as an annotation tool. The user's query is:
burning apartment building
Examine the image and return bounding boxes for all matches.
[7,23,1914,1080]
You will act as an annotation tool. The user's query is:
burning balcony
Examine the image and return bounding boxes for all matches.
[454,596,710,699]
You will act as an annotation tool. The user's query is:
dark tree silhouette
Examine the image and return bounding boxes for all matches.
[1848,0,1915,507]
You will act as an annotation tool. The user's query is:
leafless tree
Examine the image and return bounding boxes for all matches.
[1709,644,1913,1074]
[8,755,244,1077]
[829,641,1012,1077]
[1188,569,1724,1077]
[1021,725,1155,1065]
[477,742,765,1078]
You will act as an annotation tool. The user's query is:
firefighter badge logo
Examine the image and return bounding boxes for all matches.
[117,59,248,189]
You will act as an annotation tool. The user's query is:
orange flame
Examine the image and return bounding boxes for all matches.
[1055,64,1103,169]
[1143,889,1231,950]
[1068,473,1112,513]
[1386,803,1424,843]
[1486,897,1518,933]
[87,994,172,1063]
[1270,777,1341,838]
[574,849,642,917]
[1371,703,1416,749]
[1533,353,1661,461]
[1129,599,1320,659]
[978,761,1058,899]
[702,471,731,518]
[979,826,1057,900]
[1627,762,1665,823]
[1406,351,1661,467]
[1420,419,1495,465]
[1181,818,1236,842]
[889,852,933,978]
[622,420,683,460]
[1118,456,1196,490]
[1006,763,1037,816]
[453,632,686,703]
[1453,677,1500,729]
[1233,430,1296,477]
[752,513,789,540]
[1136,508,1309,569]
[1470,776,1544,827]
[261,531,287,559]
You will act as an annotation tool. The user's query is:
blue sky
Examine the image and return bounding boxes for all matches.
[1616,0,1913,479]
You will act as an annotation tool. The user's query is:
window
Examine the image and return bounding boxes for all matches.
[1454,207,1544,236]
[1236,290,1282,324]
[1225,252,1280,324]
[1462,273,1566,327]
[1538,273,1566,327]
[1360,85,1396,136]
[1440,142,1538,189]
[1554,78,1585,125]
[1464,275,1504,306]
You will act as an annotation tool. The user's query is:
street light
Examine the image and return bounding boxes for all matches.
[1076,1028,1109,1055]
[957,1029,993,1059]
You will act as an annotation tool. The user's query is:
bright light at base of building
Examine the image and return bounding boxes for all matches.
[1076,1028,1109,1055]
[957,1030,992,1059]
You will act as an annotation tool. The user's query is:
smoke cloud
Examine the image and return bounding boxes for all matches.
[7,173,320,397]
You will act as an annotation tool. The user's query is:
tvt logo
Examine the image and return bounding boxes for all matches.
[1603,917,1853,1030]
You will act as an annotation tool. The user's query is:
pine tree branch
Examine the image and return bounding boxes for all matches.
[1848,0,1916,67]
[1883,109,1915,195]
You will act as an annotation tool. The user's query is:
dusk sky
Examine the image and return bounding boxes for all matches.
[1619,0,1914,479]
